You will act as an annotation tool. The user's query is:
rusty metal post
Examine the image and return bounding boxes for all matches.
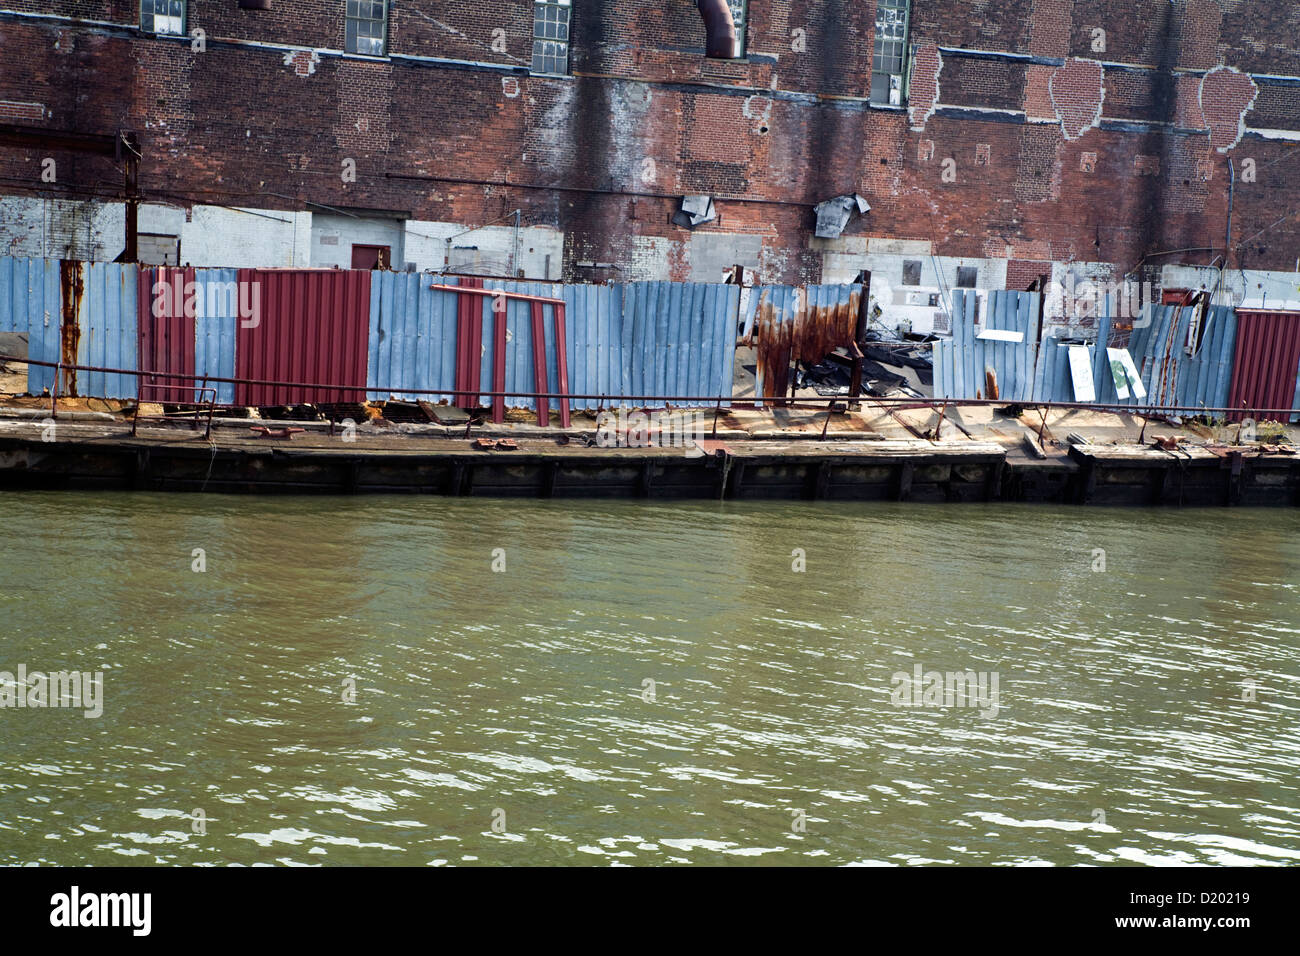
[122,132,140,263]
[530,301,549,427]
[202,387,215,439]
[848,270,872,405]
[466,278,484,407]
[711,395,722,437]
[491,294,508,425]
[554,301,571,428]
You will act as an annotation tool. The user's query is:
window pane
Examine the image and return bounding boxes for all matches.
[871,1,910,103]
[531,3,570,74]
[346,0,387,55]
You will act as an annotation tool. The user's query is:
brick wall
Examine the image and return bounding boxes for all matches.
[0,1,1297,283]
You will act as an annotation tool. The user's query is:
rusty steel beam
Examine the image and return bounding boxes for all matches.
[0,123,121,155]
[430,283,564,306]
[530,301,549,427]
[849,271,872,402]
[492,298,508,425]
[0,125,140,261]
[554,302,571,428]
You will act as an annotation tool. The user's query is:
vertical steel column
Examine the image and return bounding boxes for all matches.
[492,293,508,424]
[530,300,549,426]
[555,301,571,428]
[454,280,472,409]
[465,277,483,406]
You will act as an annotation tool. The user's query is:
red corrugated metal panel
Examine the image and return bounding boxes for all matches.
[234,269,371,406]
[453,276,484,408]
[137,265,197,400]
[1227,310,1300,420]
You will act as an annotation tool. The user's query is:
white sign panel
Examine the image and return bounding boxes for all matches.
[1067,345,1096,402]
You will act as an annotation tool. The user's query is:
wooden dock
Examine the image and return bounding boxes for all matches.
[0,420,1296,505]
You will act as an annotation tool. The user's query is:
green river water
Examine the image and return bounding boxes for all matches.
[1,492,1298,866]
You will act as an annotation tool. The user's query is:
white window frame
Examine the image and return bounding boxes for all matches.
[532,0,572,76]
[871,0,911,106]
[141,0,186,37]
[345,0,389,58]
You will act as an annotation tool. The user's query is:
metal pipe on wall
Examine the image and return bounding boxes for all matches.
[696,1,740,59]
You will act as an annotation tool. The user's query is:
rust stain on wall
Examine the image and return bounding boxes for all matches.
[58,258,83,396]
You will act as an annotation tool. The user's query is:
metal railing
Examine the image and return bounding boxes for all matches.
[4,354,1298,444]
[131,382,217,439]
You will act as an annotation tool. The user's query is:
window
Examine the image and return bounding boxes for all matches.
[532,0,571,75]
[902,260,922,286]
[727,0,748,57]
[141,0,185,36]
[138,234,180,266]
[871,0,910,105]
[957,266,978,288]
[346,0,388,57]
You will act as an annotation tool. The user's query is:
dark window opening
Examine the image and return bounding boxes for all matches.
[902,260,922,286]
[351,244,390,270]
[957,266,978,288]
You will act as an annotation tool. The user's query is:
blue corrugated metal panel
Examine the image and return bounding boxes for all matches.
[366,271,460,402]
[805,283,859,312]
[192,268,240,404]
[1293,353,1300,423]
[1124,304,1237,409]
[77,262,138,399]
[1033,338,1100,403]
[0,256,60,394]
[1032,303,1238,408]
[935,290,1040,401]
[747,283,859,325]
[367,276,738,409]
[1180,305,1237,410]
[478,279,565,412]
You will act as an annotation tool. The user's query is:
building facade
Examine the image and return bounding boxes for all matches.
[0,1,1298,334]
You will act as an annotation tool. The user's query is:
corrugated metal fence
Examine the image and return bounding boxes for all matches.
[0,256,60,395]
[1035,303,1239,409]
[8,253,1299,419]
[741,284,862,404]
[0,257,741,409]
[1127,303,1238,410]
[368,277,739,409]
[1228,310,1300,421]
[933,290,1041,402]
[236,268,372,406]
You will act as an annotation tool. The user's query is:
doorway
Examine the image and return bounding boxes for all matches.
[351,244,391,270]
